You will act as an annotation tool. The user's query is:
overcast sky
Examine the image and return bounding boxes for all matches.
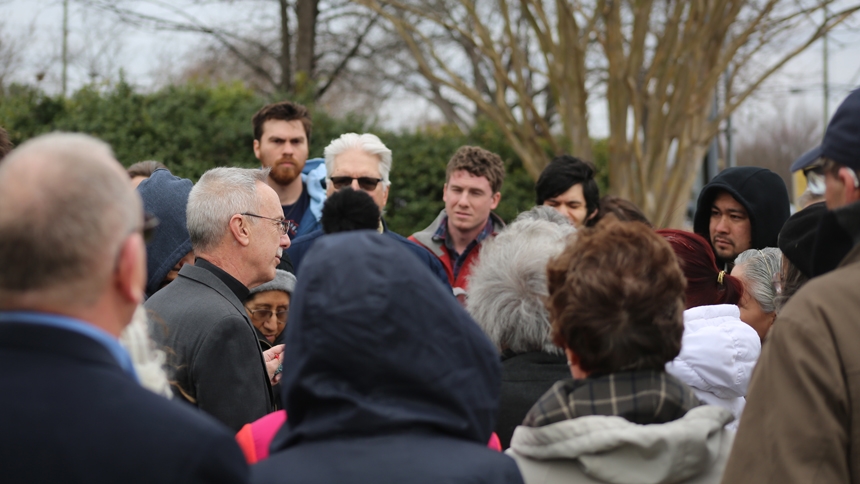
[3,0,860,139]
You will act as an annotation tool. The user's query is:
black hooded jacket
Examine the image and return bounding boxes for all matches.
[693,166,790,266]
[251,231,523,484]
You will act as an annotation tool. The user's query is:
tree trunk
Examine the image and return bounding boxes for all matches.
[278,0,292,92]
[295,0,319,92]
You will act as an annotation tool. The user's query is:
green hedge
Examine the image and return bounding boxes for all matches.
[0,81,606,235]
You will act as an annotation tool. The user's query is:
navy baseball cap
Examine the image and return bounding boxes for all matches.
[791,145,823,172]
[820,89,860,172]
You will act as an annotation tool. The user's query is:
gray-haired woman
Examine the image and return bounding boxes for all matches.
[731,247,782,341]
[467,206,576,449]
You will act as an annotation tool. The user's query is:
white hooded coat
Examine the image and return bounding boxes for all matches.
[506,406,735,484]
[665,304,761,430]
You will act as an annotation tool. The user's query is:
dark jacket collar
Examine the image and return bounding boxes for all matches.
[176,263,250,318]
[0,322,127,376]
[194,258,249,301]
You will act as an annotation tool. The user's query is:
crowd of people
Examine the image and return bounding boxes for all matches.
[1,88,859,483]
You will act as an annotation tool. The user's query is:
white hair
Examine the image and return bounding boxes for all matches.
[323,133,392,187]
[467,216,577,355]
[120,306,173,399]
[734,247,783,314]
[186,167,269,253]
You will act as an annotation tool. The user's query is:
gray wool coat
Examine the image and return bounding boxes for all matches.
[145,263,274,431]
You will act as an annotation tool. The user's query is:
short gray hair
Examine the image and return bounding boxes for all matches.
[0,133,140,306]
[734,247,782,314]
[187,167,269,253]
[514,205,573,225]
[323,133,392,187]
[467,217,577,355]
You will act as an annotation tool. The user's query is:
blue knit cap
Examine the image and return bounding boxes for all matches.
[137,168,193,297]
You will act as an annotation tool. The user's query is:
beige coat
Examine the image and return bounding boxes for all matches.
[507,406,734,484]
[721,245,860,483]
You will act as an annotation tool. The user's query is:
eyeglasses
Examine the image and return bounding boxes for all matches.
[241,213,288,236]
[143,212,159,243]
[248,308,288,324]
[329,176,383,191]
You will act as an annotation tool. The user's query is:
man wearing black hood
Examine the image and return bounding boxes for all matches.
[693,166,790,269]
[251,232,523,484]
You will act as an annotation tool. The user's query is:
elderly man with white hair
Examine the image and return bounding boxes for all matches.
[146,167,291,431]
[0,133,249,482]
[285,133,450,288]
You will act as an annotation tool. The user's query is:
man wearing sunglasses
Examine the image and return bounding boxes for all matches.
[723,89,860,483]
[146,167,291,432]
[0,134,249,482]
[284,134,451,289]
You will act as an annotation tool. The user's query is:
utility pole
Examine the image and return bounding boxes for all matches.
[62,0,69,97]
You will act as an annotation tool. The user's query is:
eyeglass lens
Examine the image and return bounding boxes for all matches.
[330,176,381,191]
[251,309,287,323]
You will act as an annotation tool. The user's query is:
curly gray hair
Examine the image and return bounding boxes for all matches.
[467,214,576,355]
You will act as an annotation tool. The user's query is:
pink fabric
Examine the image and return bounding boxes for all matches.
[238,410,503,463]
[487,432,502,452]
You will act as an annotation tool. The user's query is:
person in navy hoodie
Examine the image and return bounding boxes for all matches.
[0,133,248,483]
[251,231,523,484]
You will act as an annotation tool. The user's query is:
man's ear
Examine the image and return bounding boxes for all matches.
[490,191,501,210]
[253,139,262,161]
[114,234,146,305]
[229,214,252,247]
[840,167,860,201]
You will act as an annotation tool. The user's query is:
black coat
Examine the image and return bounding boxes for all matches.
[251,232,523,484]
[496,351,570,449]
[0,321,248,484]
[146,263,274,431]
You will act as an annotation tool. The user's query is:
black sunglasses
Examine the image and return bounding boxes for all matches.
[329,176,383,191]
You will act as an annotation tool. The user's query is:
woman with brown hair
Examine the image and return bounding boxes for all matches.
[507,220,733,484]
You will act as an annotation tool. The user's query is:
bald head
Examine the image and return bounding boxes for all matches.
[0,133,142,308]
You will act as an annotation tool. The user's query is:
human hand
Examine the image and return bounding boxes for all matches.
[263,344,285,385]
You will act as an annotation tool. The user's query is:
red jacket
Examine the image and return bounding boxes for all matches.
[409,210,504,291]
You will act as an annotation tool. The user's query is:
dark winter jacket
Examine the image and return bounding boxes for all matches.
[137,168,193,297]
[693,167,790,267]
[251,231,523,484]
[0,319,249,483]
[497,351,570,450]
[285,220,452,291]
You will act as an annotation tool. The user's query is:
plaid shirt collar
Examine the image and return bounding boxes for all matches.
[523,370,701,428]
[432,214,495,248]
[433,214,495,279]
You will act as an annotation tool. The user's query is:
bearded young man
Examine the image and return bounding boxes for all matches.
[252,101,327,239]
